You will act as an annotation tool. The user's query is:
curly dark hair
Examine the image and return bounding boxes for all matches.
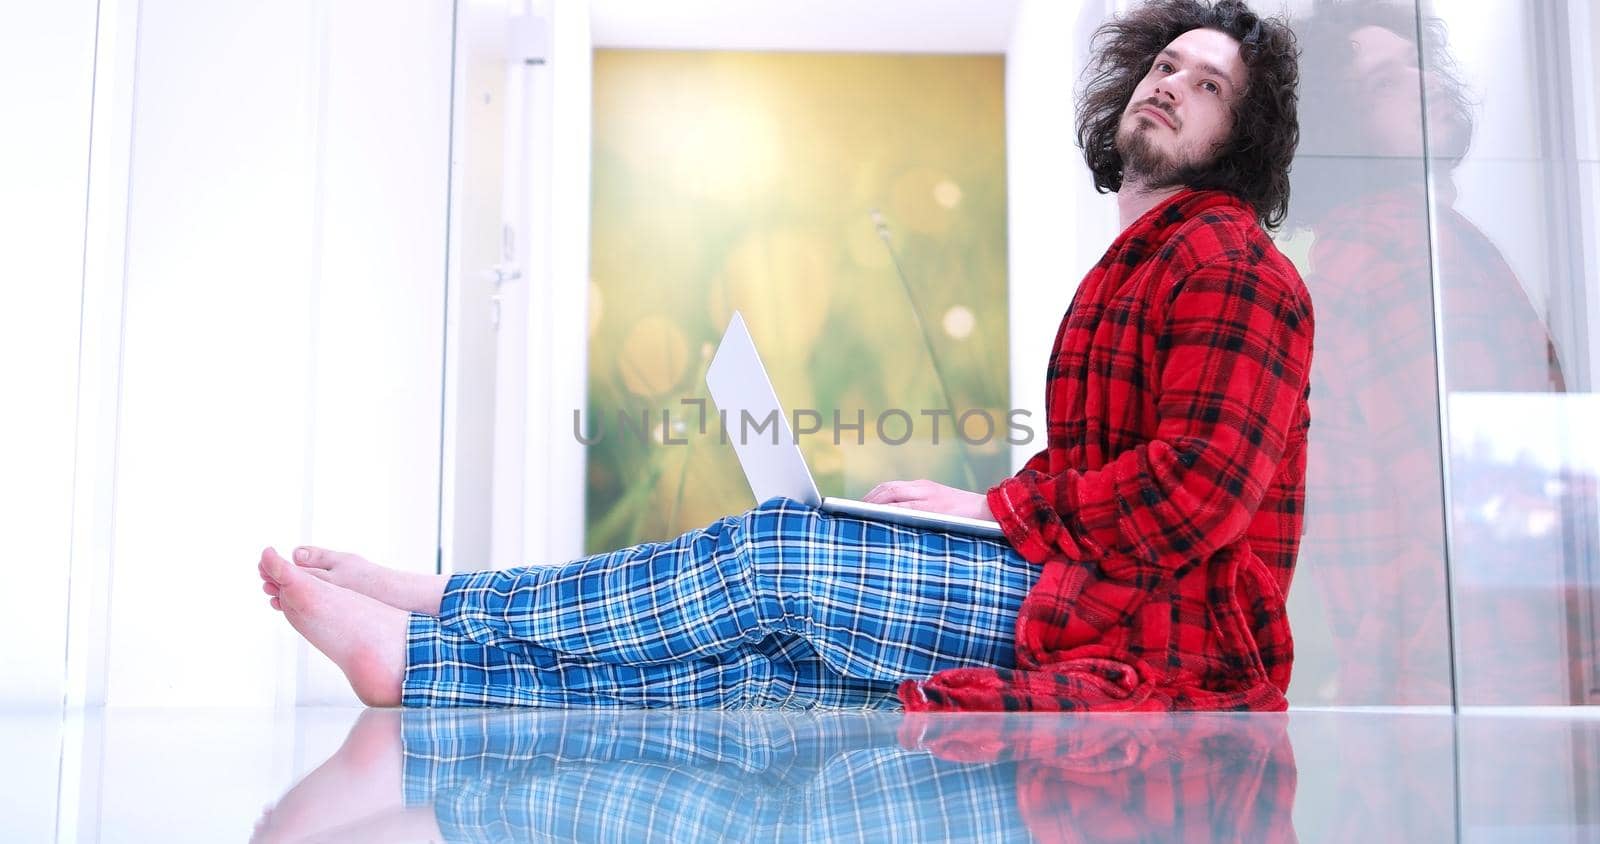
[1077,0,1301,229]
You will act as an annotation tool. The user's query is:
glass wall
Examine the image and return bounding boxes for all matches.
[1421,0,1598,706]
[1284,0,1598,706]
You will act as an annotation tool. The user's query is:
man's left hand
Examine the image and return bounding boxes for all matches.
[862,479,993,520]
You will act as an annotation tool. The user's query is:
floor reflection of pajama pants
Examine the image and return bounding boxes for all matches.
[399,711,1031,843]
[402,498,1038,709]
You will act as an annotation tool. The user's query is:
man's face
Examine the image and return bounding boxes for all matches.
[1116,27,1246,186]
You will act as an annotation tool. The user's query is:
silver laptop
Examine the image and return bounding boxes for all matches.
[705,311,1005,539]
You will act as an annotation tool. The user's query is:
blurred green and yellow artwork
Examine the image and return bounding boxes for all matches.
[586,50,1010,551]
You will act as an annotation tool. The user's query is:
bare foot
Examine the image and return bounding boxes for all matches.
[259,547,407,706]
[251,709,406,844]
[292,546,449,616]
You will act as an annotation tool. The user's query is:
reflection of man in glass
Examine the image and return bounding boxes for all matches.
[257,0,1311,713]
[1291,1,1566,704]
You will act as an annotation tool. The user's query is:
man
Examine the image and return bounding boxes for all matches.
[258,0,1310,712]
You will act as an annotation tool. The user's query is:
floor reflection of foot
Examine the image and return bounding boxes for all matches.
[291,545,449,616]
[291,807,444,844]
[259,546,408,706]
[250,709,412,844]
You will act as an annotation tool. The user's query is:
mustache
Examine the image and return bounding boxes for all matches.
[1130,97,1179,127]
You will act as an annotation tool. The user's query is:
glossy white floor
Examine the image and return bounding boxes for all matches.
[2,707,1596,842]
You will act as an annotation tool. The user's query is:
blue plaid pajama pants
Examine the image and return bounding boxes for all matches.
[403,497,1038,709]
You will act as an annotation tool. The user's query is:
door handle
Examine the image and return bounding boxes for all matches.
[485,265,523,288]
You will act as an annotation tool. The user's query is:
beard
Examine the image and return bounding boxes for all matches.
[1116,118,1209,189]
[1113,100,1222,189]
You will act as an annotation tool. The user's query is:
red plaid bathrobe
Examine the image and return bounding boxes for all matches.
[901,189,1315,712]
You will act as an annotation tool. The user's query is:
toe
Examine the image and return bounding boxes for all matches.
[262,547,298,585]
[295,546,336,569]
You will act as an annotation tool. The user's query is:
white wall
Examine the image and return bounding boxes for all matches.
[1003,0,1119,469]
[49,0,456,708]
[107,0,320,708]
[2,0,540,709]
[0,0,99,707]
[0,714,66,839]
[296,0,456,703]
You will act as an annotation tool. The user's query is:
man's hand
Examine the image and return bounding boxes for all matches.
[862,479,994,520]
